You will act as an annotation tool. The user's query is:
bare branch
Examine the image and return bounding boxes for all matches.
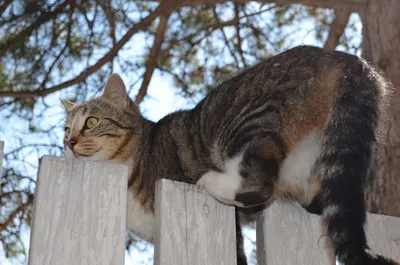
[99,0,117,70]
[39,2,75,89]
[212,8,241,67]
[135,14,170,104]
[324,9,351,50]
[167,5,275,50]
[0,1,179,99]
[107,0,116,48]
[234,3,247,67]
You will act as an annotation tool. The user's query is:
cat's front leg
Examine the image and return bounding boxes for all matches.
[196,152,276,208]
[196,168,244,207]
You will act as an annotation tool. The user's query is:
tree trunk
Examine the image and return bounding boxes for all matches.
[362,0,400,216]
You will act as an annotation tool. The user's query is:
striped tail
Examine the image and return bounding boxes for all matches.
[315,58,399,265]
[235,208,248,265]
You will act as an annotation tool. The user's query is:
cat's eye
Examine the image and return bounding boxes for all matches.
[85,117,99,129]
[65,127,71,139]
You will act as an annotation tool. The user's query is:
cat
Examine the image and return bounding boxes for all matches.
[61,45,399,265]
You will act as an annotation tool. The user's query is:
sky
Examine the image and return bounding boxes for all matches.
[0,5,362,264]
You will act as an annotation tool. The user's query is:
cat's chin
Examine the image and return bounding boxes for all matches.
[65,148,108,162]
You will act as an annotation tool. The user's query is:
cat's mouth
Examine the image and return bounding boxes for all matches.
[74,152,91,158]
[73,150,100,158]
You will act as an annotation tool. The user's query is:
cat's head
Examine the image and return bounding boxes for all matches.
[61,73,142,163]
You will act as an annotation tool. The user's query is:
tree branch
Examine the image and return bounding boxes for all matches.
[324,9,351,50]
[213,8,241,67]
[360,11,372,63]
[234,3,247,67]
[167,5,275,50]
[149,0,365,13]
[0,1,179,99]
[107,0,116,47]
[39,2,75,90]
[100,0,117,71]
[0,0,12,17]
[135,14,170,104]
[0,194,33,232]
[0,1,69,57]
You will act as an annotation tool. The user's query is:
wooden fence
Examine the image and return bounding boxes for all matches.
[0,140,399,265]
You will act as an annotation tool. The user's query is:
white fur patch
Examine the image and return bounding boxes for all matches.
[278,133,322,201]
[197,154,244,206]
[126,188,155,243]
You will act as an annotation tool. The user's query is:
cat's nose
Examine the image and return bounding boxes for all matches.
[66,138,78,150]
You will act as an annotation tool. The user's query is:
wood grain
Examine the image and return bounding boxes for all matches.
[257,202,335,265]
[154,179,237,265]
[257,202,400,265]
[28,156,128,265]
[365,213,400,260]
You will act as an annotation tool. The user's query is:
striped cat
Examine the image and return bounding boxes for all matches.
[61,45,398,265]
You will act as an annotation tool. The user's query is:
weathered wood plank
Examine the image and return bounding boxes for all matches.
[364,212,400,261]
[28,156,128,265]
[154,179,237,265]
[257,202,400,265]
[256,202,334,265]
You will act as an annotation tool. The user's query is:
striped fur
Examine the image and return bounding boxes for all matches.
[62,46,398,265]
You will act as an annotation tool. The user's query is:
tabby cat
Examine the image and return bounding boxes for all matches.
[62,45,399,265]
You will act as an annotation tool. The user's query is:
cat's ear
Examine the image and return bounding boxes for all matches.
[61,99,76,112]
[102,73,129,108]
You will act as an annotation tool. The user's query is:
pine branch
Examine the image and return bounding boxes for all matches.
[135,13,170,104]
[0,1,179,99]
[0,1,69,58]
[0,194,34,232]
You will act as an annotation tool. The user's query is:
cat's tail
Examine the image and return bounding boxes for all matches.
[235,208,248,265]
[315,57,399,265]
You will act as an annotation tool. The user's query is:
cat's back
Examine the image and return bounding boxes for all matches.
[205,45,365,100]
[193,45,388,152]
